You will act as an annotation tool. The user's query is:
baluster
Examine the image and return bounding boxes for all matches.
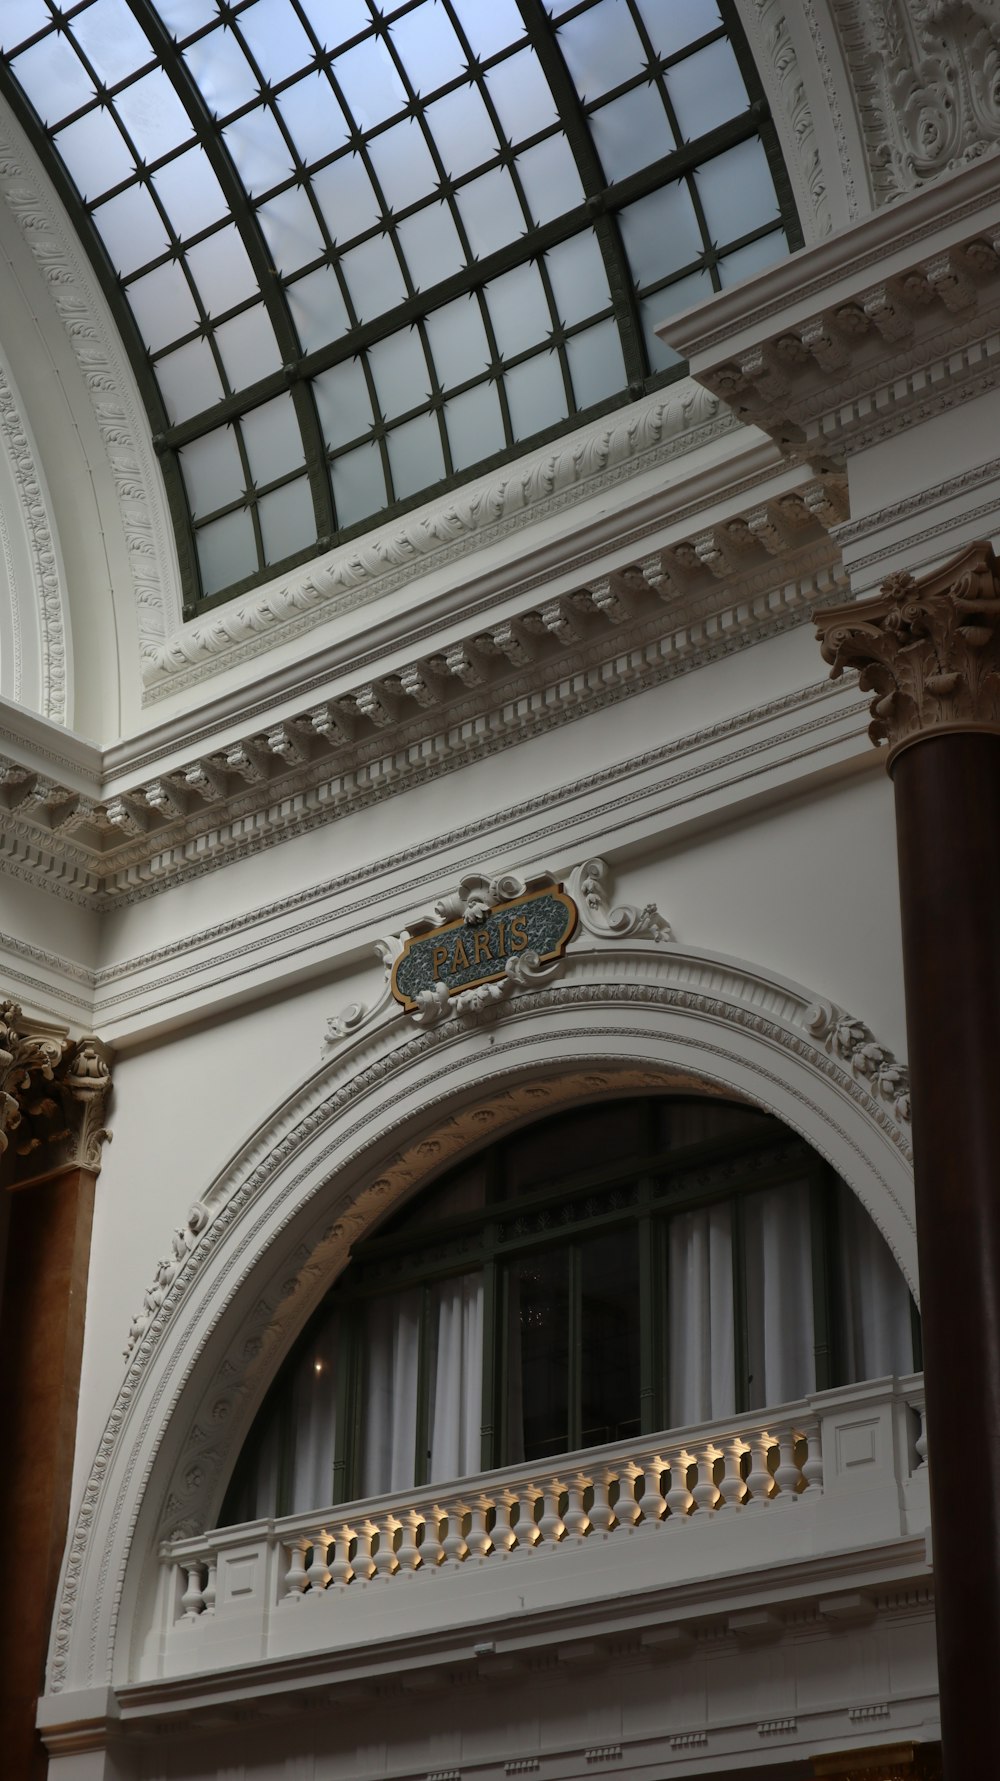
[772,1430,801,1504]
[914,1404,929,1469]
[536,1478,566,1546]
[441,1500,469,1565]
[467,1497,494,1560]
[330,1522,354,1588]
[492,1491,517,1554]
[564,1474,590,1540]
[202,1557,217,1614]
[717,1438,747,1509]
[615,1465,642,1530]
[588,1468,616,1535]
[180,1562,205,1620]
[283,1538,309,1601]
[423,1507,447,1567]
[664,1452,695,1522]
[395,1508,423,1573]
[744,1433,775,1508]
[692,1445,721,1514]
[353,1523,377,1582]
[799,1419,824,1494]
[371,1514,397,1580]
[308,1530,331,1593]
[637,1459,665,1525]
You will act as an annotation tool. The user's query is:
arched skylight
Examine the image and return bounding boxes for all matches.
[0,1,800,611]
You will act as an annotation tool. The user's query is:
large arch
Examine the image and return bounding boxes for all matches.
[45,936,914,1705]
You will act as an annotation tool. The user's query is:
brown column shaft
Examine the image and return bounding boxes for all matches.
[0,1167,96,1781]
[892,731,1000,1776]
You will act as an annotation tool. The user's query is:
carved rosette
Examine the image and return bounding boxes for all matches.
[816,541,1000,765]
[0,1000,113,1184]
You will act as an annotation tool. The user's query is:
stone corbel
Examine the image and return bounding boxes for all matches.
[0,1000,113,1189]
[816,540,1000,766]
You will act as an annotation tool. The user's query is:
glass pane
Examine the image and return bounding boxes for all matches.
[311,152,381,244]
[367,118,440,212]
[361,1288,422,1496]
[115,68,194,162]
[0,2,51,52]
[456,167,526,261]
[152,146,228,236]
[640,270,713,370]
[224,106,294,192]
[288,265,352,353]
[484,261,552,358]
[12,34,95,126]
[259,475,316,563]
[545,230,611,327]
[238,0,316,86]
[390,2,467,94]
[386,411,445,499]
[632,0,722,60]
[196,506,258,595]
[331,438,387,527]
[423,85,499,179]
[157,0,219,35]
[186,224,259,316]
[55,110,134,201]
[336,35,408,131]
[396,202,466,290]
[184,26,260,117]
[425,294,492,388]
[558,0,646,102]
[516,134,585,226]
[301,0,371,50]
[92,185,170,279]
[443,380,506,470]
[505,349,568,439]
[566,317,626,408]
[313,358,375,450]
[367,327,432,419]
[505,1250,569,1463]
[590,83,675,183]
[339,233,408,323]
[214,305,283,393]
[619,179,704,289]
[448,0,526,60]
[156,338,226,424]
[503,1100,647,1196]
[242,392,305,486]
[664,36,747,141]
[718,229,788,288]
[257,185,326,274]
[580,1226,640,1446]
[486,49,559,143]
[744,1182,815,1410]
[279,70,350,165]
[180,423,246,518]
[694,137,780,245]
[74,0,155,87]
[127,260,201,353]
[667,1203,734,1424]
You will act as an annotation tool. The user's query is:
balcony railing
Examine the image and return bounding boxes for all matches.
[147,1374,929,1681]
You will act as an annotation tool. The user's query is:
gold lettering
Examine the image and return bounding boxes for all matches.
[451,934,470,970]
[496,919,507,955]
[509,911,529,951]
[472,928,492,966]
[431,944,449,980]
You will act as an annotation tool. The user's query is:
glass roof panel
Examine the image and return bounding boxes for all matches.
[0,0,800,609]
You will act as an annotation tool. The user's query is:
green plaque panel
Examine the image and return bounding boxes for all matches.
[390,886,577,1011]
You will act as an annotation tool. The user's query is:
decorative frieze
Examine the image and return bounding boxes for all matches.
[816,540,1000,763]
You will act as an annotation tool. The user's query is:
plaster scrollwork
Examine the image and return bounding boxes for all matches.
[833,0,1000,202]
[805,999,911,1123]
[566,857,673,942]
[0,1002,113,1179]
[123,1201,211,1359]
[742,0,833,240]
[0,998,65,1154]
[0,362,68,722]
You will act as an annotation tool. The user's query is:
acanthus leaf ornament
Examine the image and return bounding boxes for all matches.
[806,999,911,1123]
[816,541,1000,762]
[0,1002,113,1180]
[566,857,673,942]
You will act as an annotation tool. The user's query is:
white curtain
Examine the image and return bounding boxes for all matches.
[668,1204,735,1424]
[837,1178,914,1380]
[361,1288,421,1497]
[288,1322,338,1513]
[427,1273,484,1483]
[744,1181,816,1407]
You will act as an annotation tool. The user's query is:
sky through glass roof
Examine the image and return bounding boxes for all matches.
[0,0,800,610]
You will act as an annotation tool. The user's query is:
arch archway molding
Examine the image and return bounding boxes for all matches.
[45,897,915,1706]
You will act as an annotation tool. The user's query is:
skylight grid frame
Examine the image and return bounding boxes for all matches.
[0,0,802,614]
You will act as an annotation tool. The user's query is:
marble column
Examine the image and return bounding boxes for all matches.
[817,541,1000,1780]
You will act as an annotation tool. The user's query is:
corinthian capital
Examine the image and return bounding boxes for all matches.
[815,541,1000,764]
[0,1000,113,1186]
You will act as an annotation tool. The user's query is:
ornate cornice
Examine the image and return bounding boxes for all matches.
[816,540,1000,763]
[0,358,68,722]
[0,999,112,1183]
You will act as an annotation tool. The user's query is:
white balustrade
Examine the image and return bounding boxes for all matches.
[154,1377,929,1682]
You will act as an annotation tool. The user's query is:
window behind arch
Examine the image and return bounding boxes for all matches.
[222,1095,918,1523]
